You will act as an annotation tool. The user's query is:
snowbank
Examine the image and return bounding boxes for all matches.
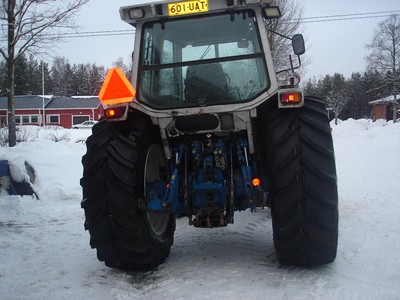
[0,128,91,200]
[0,119,399,299]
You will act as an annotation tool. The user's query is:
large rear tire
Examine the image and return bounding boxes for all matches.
[80,111,175,270]
[265,96,338,266]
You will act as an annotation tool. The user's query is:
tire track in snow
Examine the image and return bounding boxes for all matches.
[121,210,278,296]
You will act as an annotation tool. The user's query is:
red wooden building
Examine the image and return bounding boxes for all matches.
[0,95,103,128]
[369,95,400,122]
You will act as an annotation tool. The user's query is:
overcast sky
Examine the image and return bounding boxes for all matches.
[54,0,400,80]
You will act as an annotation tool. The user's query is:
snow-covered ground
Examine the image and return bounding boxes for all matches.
[0,119,399,300]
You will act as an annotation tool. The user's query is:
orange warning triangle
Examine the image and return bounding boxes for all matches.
[98,68,136,105]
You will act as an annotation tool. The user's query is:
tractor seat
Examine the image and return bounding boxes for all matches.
[185,63,228,102]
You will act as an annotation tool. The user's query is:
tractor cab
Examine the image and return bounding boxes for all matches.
[119,0,303,115]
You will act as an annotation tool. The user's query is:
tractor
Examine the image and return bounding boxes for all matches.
[81,0,338,270]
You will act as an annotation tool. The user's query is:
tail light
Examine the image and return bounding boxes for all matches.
[252,178,261,187]
[104,106,127,119]
[280,92,302,104]
[278,89,304,108]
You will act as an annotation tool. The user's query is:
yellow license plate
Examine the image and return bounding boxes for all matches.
[168,0,209,17]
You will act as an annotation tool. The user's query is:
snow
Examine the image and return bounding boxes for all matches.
[71,96,99,99]
[1,120,400,300]
[369,94,400,104]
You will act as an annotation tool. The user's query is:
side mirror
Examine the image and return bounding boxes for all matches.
[292,34,305,56]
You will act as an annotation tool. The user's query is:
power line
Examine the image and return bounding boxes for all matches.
[302,10,400,21]
[1,10,399,41]
[60,9,400,38]
[42,29,135,38]
[64,32,134,38]
[300,10,400,24]
[0,29,136,42]
[300,14,399,24]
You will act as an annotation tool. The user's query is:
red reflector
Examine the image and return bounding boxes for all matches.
[280,93,302,104]
[104,106,127,119]
[252,178,261,187]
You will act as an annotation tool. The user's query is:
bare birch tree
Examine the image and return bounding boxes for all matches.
[327,88,351,125]
[366,14,400,123]
[0,0,89,146]
[326,73,351,125]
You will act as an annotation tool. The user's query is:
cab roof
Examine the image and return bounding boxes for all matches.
[120,0,274,27]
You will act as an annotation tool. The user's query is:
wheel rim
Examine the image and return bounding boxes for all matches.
[144,143,170,236]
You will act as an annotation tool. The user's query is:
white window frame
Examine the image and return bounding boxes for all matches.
[30,115,39,124]
[15,114,40,125]
[47,114,60,124]
[22,115,30,124]
[72,115,90,125]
